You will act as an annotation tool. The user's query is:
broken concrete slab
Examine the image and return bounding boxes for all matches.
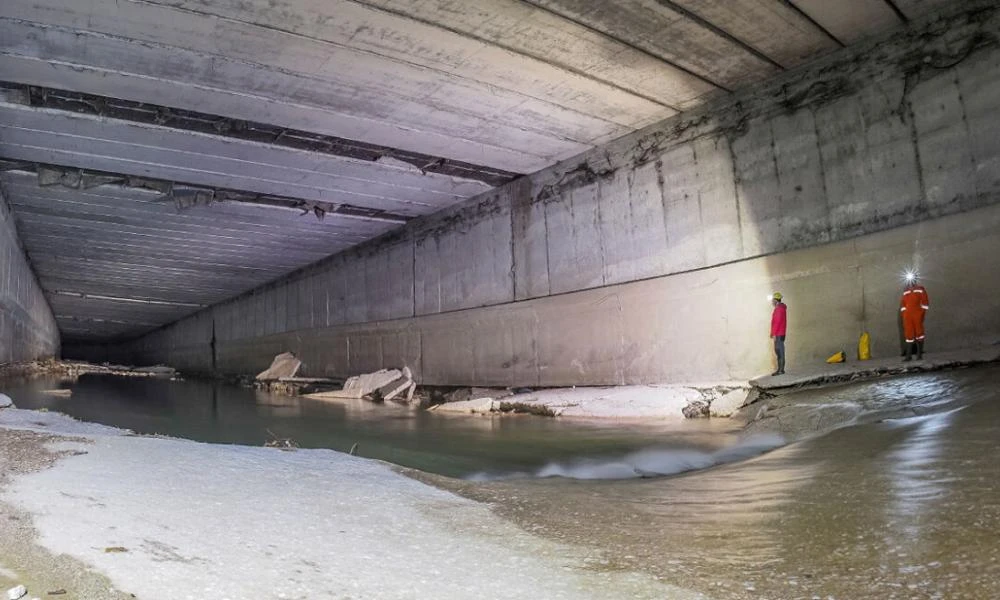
[255,352,302,381]
[307,368,402,400]
[426,386,707,419]
[0,394,14,409]
[378,376,414,402]
[428,397,497,414]
[710,388,752,418]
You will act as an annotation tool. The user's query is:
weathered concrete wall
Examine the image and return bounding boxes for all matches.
[105,3,1000,383]
[0,188,60,363]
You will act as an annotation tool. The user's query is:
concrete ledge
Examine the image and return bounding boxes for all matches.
[751,346,1000,392]
[430,384,749,419]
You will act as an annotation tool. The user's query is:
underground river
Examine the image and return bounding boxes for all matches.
[3,364,999,599]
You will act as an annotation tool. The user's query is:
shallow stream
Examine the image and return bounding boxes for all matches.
[4,364,999,598]
[3,373,758,479]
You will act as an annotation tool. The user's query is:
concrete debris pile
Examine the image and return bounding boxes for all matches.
[307,367,417,403]
[430,385,751,419]
[0,360,177,380]
[254,353,351,395]
[255,352,302,381]
[681,401,710,418]
[0,393,14,409]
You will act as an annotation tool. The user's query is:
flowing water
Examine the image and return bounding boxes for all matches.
[4,364,1000,598]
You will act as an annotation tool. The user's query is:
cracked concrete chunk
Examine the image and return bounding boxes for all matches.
[255,352,302,381]
[6,585,27,600]
[309,369,403,400]
[682,400,710,419]
[429,397,496,414]
[378,375,414,402]
[710,389,751,418]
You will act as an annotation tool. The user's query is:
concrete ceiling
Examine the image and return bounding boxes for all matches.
[0,0,954,342]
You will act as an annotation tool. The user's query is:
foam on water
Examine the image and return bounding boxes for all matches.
[468,434,785,481]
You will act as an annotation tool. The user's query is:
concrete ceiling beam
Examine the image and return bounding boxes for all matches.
[668,0,839,68]
[4,182,390,244]
[522,0,778,90]
[341,0,715,110]
[3,0,682,125]
[788,0,903,44]
[0,19,619,170]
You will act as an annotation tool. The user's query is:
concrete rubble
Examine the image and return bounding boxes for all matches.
[709,389,753,418]
[6,585,26,600]
[429,385,748,419]
[307,367,416,402]
[0,394,13,409]
[0,360,177,380]
[254,352,302,381]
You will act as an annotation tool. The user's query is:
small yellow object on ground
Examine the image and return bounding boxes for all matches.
[826,351,846,364]
[858,332,871,361]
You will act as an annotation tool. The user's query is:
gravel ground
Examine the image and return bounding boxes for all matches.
[0,425,133,600]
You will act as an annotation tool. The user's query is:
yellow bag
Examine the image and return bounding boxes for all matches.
[826,351,846,364]
[858,332,871,361]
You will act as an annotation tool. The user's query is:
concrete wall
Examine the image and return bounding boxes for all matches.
[0,187,60,363]
[101,3,1000,384]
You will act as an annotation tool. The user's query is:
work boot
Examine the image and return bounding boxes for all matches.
[903,342,913,362]
[917,341,924,360]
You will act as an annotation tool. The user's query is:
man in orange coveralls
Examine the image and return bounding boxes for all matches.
[900,274,929,361]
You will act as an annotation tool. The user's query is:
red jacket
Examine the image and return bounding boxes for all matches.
[900,284,929,314]
[771,302,787,337]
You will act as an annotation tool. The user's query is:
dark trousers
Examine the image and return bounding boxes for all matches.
[774,335,786,372]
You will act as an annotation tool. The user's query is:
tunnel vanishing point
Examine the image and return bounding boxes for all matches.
[1,0,999,386]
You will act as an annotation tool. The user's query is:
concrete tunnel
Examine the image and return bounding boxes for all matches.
[2,0,1000,386]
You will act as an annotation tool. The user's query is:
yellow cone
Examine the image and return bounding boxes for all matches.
[858,332,871,361]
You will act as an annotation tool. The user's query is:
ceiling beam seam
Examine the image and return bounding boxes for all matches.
[781,1,846,47]
[651,0,786,70]
[48,290,206,307]
[880,0,910,23]
[0,136,441,209]
[515,0,732,93]
[0,163,413,224]
[55,315,162,326]
[343,0,682,112]
[2,82,519,186]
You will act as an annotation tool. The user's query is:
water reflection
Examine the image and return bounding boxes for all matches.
[883,409,959,540]
[435,366,1000,599]
[2,373,747,479]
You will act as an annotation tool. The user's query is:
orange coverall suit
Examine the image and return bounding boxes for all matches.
[899,284,929,343]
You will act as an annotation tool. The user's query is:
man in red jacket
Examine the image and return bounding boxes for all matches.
[900,276,930,361]
[770,292,787,376]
